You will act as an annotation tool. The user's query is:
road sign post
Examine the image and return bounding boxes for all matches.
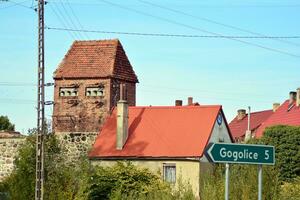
[225,163,229,200]
[205,143,275,200]
[258,164,262,200]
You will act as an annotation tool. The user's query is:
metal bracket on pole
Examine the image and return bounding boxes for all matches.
[225,163,229,200]
[258,165,262,200]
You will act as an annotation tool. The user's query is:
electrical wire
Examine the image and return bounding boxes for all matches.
[0,0,35,10]
[137,0,300,47]
[45,26,300,39]
[48,2,76,39]
[96,0,300,58]
[57,0,84,39]
[65,0,89,39]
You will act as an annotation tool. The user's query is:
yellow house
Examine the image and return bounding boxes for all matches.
[89,95,233,198]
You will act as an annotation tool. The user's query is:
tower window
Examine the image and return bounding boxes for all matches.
[59,87,78,97]
[86,87,104,97]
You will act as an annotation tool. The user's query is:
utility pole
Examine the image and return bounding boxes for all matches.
[36,0,45,199]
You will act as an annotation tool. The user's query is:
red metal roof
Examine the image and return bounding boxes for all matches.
[256,100,300,137]
[229,110,273,140]
[89,105,223,158]
[54,39,138,82]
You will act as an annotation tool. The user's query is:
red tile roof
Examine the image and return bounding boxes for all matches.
[256,100,300,137]
[229,110,273,140]
[89,105,225,158]
[54,39,138,82]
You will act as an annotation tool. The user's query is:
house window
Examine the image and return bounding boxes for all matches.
[163,163,176,183]
[59,88,78,97]
[86,87,104,97]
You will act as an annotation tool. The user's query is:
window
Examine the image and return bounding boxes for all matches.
[59,88,78,97]
[163,163,176,183]
[86,87,104,97]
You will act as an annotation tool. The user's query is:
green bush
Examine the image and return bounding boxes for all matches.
[260,125,300,182]
[279,177,300,200]
[200,164,280,200]
[88,162,196,200]
[88,162,170,200]
[1,134,90,200]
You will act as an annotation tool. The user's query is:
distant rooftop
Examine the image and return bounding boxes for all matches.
[0,131,24,138]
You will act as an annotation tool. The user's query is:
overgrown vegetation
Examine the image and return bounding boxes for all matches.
[0,125,299,199]
[89,162,195,200]
[200,164,280,200]
[201,125,300,200]
[0,134,195,200]
[0,134,89,200]
[0,115,15,131]
[259,125,300,182]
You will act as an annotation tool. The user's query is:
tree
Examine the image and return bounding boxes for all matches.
[1,134,90,200]
[260,125,300,182]
[0,115,15,131]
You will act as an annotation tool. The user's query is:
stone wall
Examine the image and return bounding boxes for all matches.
[0,137,25,181]
[55,132,98,161]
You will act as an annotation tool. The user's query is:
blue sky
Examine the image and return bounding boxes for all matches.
[0,0,299,133]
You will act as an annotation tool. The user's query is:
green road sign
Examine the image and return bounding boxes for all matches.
[206,143,275,165]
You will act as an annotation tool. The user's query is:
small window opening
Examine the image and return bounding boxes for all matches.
[163,164,176,184]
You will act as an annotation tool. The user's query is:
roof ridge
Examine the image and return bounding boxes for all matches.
[111,40,120,76]
[53,41,78,78]
[128,105,221,109]
[250,109,273,115]
[73,39,119,44]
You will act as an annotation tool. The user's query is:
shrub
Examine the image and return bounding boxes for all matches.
[88,162,171,200]
[1,134,90,200]
[260,125,300,182]
[279,177,300,200]
[200,164,280,200]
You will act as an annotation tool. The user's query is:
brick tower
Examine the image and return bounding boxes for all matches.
[52,39,138,134]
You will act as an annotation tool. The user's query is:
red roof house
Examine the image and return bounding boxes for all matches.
[89,105,232,158]
[229,109,273,141]
[230,90,300,139]
[89,100,233,197]
[256,99,300,137]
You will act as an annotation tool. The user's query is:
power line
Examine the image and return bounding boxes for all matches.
[57,0,84,38]
[45,26,300,39]
[0,0,35,10]
[48,2,76,39]
[0,82,36,86]
[96,0,300,58]
[137,0,300,47]
[0,98,36,104]
[64,0,89,39]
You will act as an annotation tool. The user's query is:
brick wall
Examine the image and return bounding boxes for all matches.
[53,78,111,133]
[53,78,136,133]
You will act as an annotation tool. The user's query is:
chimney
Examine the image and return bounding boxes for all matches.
[273,103,280,112]
[175,100,183,106]
[244,106,251,142]
[116,84,129,150]
[237,109,246,120]
[188,97,193,106]
[289,91,296,104]
[297,88,300,107]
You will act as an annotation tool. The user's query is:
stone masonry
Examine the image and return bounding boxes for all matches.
[0,133,25,181]
[56,132,97,160]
